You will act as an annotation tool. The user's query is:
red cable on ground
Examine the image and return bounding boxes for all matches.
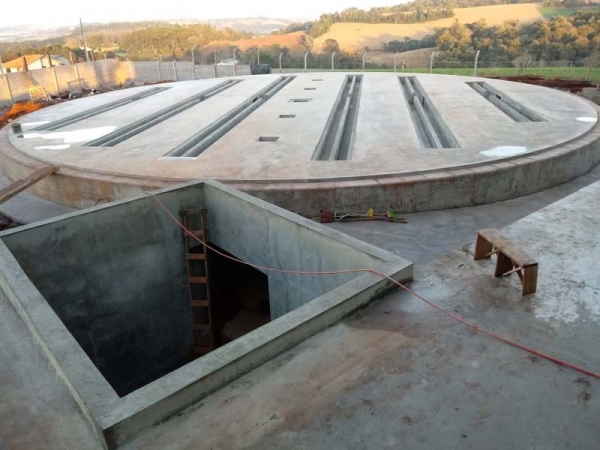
[151,193,600,380]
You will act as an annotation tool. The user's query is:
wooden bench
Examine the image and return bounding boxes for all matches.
[474,228,538,296]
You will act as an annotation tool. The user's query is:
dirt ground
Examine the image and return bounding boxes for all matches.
[0,101,46,129]
[489,75,594,93]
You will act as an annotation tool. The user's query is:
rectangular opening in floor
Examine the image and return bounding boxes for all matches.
[0,180,413,447]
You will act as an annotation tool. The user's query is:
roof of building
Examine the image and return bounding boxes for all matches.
[2,54,66,69]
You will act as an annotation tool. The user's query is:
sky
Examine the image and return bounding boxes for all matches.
[0,0,406,28]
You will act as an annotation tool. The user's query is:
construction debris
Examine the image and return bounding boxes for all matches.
[317,209,407,224]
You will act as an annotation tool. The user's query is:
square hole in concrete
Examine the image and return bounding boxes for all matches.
[279,114,296,119]
[0,180,412,447]
[258,136,279,142]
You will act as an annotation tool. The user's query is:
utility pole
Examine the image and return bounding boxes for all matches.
[257,48,260,65]
[0,53,4,75]
[80,18,90,62]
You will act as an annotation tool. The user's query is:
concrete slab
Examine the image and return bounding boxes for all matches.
[1,73,599,214]
[121,179,600,450]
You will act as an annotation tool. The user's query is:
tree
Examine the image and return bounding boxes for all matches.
[322,39,340,54]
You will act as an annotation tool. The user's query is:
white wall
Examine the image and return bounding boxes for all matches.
[0,59,253,107]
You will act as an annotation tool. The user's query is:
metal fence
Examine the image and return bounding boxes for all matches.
[2,49,598,107]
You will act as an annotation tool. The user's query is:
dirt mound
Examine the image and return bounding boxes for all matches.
[489,75,594,93]
[0,101,46,128]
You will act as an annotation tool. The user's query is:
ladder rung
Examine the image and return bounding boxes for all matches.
[191,300,209,307]
[192,323,211,331]
[187,253,206,260]
[188,276,207,283]
[186,230,204,238]
[193,346,212,354]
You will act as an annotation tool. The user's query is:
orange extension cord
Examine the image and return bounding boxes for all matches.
[151,193,600,380]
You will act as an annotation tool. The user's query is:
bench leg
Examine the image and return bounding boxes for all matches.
[474,235,493,260]
[522,265,538,296]
[494,252,513,277]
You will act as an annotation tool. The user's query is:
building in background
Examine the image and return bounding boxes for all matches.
[2,54,70,73]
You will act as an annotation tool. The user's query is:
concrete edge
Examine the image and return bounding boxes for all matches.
[0,100,598,212]
[100,258,413,447]
[0,241,109,449]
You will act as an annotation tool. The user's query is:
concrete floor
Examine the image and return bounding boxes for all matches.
[7,74,596,181]
[122,179,600,450]
[328,162,600,263]
[1,167,600,449]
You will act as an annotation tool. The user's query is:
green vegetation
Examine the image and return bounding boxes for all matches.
[285,0,538,38]
[372,66,600,82]
[391,10,600,69]
[540,5,600,19]
[0,23,252,62]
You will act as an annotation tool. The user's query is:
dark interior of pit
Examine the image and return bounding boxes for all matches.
[4,216,271,397]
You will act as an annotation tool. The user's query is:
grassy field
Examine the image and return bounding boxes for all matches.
[313,3,544,52]
[539,5,600,19]
[363,66,600,83]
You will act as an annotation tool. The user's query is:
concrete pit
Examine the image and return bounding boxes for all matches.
[0,179,412,447]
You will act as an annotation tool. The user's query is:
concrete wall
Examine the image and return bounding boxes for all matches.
[0,60,253,107]
[0,185,208,396]
[203,183,384,318]
[0,179,413,446]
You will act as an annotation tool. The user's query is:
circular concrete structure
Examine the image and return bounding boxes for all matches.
[1,72,599,214]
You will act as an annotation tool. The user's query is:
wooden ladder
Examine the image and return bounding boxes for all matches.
[181,207,215,357]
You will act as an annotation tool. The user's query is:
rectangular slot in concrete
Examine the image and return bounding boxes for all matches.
[258,136,279,142]
[312,79,323,81]
[0,180,412,448]
[85,80,242,147]
[312,74,362,161]
[34,87,170,131]
[466,81,545,122]
[279,114,296,119]
[166,76,296,158]
[289,98,312,102]
[304,87,317,90]
[398,76,460,149]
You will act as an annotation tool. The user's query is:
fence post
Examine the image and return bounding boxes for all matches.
[157,59,162,81]
[74,62,83,91]
[173,60,178,81]
[394,52,398,72]
[3,73,14,105]
[233,49,237,77]
[93,60,100,88]
[402,60,405,70]
[362,51,367,72]
[304,51,308,71]
[0,53,4,75]
[191,46,196,80]
[474,50,481,77]
[429,51,435,74]
[257,48,260,65]
[52,66,60,96]
[279,52,283,73]
[214,50,218,78]
[331,51,336,71]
